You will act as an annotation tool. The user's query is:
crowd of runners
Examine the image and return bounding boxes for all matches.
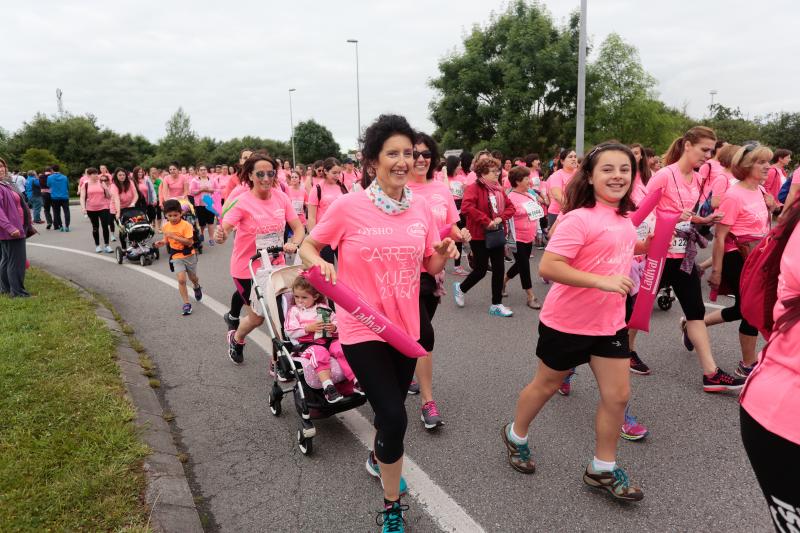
[3,115,799,533]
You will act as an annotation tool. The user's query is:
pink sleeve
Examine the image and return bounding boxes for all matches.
[189,178,201,196]
[284,307,306,339]
[711,175,728,198]
[309,197,346,248]
[719,194,741,227]
[445,194,459,225]
[308,185,320,206]
[222,202,243,228]
[645,170,667,195]
[545,211,587,260]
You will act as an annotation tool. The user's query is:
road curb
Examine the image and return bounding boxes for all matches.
[48,273,204,533]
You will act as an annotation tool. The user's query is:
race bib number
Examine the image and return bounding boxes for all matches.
[256,231,283,252]
[449,181,464,198]
[291,199,304,214]
[668,221,691,254]
[489,195,498,214]
[636,220,651,242]
[523,200,544,221]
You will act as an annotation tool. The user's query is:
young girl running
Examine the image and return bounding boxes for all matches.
[705,143,773,377]
[189,164,219,246]
[284,276,360,403]
[502,142,645,501]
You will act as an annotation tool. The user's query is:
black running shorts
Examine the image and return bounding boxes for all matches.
[536,321,630,371]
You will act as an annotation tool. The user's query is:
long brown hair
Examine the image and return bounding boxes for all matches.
[240,154,277,189]
[563,142,636,217]
[664,126,716,165]
[629,143,652,185]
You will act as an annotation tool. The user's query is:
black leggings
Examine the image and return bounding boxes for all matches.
[659,258,706,321]
[343,341,417,464]
[87,209,112,245]
[460,239,505,305]
[418,273,439,352]
[720,251,758,336]
[740,406,800,532]
[51,199,70,229]
[229,278,253,319]
[506,241,533,290]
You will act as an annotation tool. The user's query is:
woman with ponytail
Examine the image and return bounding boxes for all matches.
[646,127,745,392]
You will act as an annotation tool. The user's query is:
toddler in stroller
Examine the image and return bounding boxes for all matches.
[284,276,363,404]
[115,207,158,266]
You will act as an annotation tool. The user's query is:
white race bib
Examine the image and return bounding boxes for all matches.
[256,231,283,252]
[488,195,498,214]
[291,199,304,214]
[636,220,651,242]
[522,200,544,221]
[668,221,691,254]
[449,181,464,198]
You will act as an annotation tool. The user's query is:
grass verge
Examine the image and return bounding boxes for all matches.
[0,268,150,532]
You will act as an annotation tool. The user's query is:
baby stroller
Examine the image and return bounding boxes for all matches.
[115,207,159,266]
[180,200,203,255]
[249,248,367,456]
[657,286,675,311]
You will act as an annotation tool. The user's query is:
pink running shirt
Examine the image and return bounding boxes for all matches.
[645,163,702,259]
[310,191,437,345]
[286,186,307,224]
[538,202,636,336]
[84,181,110,212]
[719,184,770,253]
[546,168,577,215]
[308,182,345,225]
[507,190,542,243]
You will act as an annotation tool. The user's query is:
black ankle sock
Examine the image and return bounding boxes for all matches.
[384,497,400,509]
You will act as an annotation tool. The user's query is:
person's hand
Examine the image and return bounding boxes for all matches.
[595,274,634,296]
[708,270,721,290]
[283,241,298,254]
[309,257,337,284]
[459,228,471,243]
[305,321,324,333]
[82,209,87,215]
[214,226,226,243]
[154,239,165,247]
[434,237,459,259]
[323,323,337,333]
[9,229,21,238]
[680,209,693,222]
[707,212,724,224]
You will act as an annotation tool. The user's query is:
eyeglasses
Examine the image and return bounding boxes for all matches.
[413,150,432,160]
[254,170,276,179]
[316,168,324,172]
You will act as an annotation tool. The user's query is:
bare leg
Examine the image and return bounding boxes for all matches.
[379,456,403,501]
[628,329,639,352]
[589,356,630,462]
[512,360,571,438]
[234,308,264,343]
[740,333,758,366]
[176,272,189,304]
[703,309,724,327]
[686,320,718,374]
[416,353,434,403]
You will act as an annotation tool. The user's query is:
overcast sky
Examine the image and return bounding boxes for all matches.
[2,0,797,152]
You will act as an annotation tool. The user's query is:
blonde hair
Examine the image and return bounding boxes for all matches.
[731,144,773,181]
[717,144,741,170]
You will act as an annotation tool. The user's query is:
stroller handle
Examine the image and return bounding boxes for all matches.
[250,246,284,262]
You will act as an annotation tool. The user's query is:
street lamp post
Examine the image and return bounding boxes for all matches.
[575,0,587,156]
[346,39,361,143]
[289,88,297,166]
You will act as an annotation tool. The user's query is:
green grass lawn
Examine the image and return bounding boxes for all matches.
[0,268,150,532]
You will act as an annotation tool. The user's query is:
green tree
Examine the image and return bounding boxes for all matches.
[293,120,340,163]
[20,148,67,174]
[700,103,761,145]
[760,112,800,156]
[153,107,201,166]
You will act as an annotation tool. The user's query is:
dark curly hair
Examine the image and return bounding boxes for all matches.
[240,154,277,189]
[473,157,500,178]
[563,142,636,217]
[414,132,440,181]
[508,166,531,188]
[360,115,415,175]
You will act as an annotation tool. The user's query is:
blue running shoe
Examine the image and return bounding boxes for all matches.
[376,501,409,533]
[366,451,408,496]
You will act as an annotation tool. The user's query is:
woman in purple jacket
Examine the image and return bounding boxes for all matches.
[0,157,33,297]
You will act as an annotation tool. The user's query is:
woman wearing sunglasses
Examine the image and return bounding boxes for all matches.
[214,154,305,363]
[406,132,470,431]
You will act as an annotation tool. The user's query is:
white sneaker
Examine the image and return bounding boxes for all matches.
[110,234,116,242]
[104,245,113,253]
[453,282,465,308]
[95,245,102,253]
[489,304,513,317]
[453,266,469,276]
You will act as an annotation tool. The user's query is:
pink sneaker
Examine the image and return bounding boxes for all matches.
[620,412,649,441]
[558,369,575,396]
[453,266,469,276]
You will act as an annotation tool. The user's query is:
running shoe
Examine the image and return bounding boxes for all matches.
[227,330,244,364]
[193,285,203,302]
[104,245,113,253]
[376,501,409,533]
[353,381,366,396]
[453,266,469,276]
[268,360,290,382]
[735,361,756,378]
[620,412,649,441]
[453,282,465,308]
[323,384,343,404]
[629,351,651,375]
[583,464,644,501]
[407,380,420,395]
[540,277,550,285]
[501,423,536,474]
[558,369,575,396]
[95,245,103,253]
[366,451,408,496]
[110,234,116,241]
[182,303,192,316]
[489,304,513,317]
[223,312,239,331]
[703,368,745,393]
[421,400,443,430]
[64,227,70,232]
[208,239,215,247]
[679,317,695,351]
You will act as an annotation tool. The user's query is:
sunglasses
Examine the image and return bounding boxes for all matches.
[413,150,432,160]
[254,170,276,179]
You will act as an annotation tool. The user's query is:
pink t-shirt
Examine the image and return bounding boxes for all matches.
[546,168,576,215]
[741,226,800,444]
[110,183,136,214]
[645,163,702,259]
[719,184,769,252]
[84,181,109,212]
[222,190,298,279]
[630,173,647,206]
[507,190,542,243]
[710,170,733,200]
[308,182,345,224]
[136,180,149,203]
[448,173,469,200]
[764,166,784,200]
[793,167,800,185]
[539,202,636,336]
[407,180,459,230]
[342,171,360,191]
[189,177,217,199]
[310,191,437,345]
[286,186,307,224]
[465,171,478,186]
[162,175,187,200]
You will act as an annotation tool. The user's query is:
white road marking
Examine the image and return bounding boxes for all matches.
[704,302,726,309]
[29,242,486,533]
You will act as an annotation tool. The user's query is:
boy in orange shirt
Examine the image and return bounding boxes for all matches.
[155,199,202,315]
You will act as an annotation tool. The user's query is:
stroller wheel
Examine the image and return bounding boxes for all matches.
[657,295,673,311]
[297,429,313,456]
[139,255,148,267]
[152,247,160,260]
[115,247,124,264]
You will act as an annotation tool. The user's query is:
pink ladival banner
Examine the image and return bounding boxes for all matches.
[301,266,428,358]
[628,210,681,332]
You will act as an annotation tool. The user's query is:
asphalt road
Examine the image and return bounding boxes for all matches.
[26,214,772,532]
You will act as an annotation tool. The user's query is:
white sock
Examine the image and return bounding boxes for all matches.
[592,457,616,472]
[322,379,334,389]
[508,424,528,444]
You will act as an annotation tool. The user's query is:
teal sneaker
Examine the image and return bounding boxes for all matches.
[366,451,408,496]
[583,464,644,501]
[489,304,513,317]
[501,423,536,474]
[376,501,409,532]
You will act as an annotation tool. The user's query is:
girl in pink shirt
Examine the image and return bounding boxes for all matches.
[286,171,307,224]
[503,142,644,501]
[307,157,348,264]
[708,144,740,209]
[214,154,305,364]
[159,164,189,206]
[740,204,800,530]
[765,148,791,204]
[503,166,543,309]
[222,148,255,200]
[110,168,139,250]
[300,114,457,527]
[445,156,471,275]
[646,126,745,392]
[705,144,773,377]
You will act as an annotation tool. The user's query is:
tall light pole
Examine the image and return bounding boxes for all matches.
[289,88,297,166]
[575,0,587,156]
[709,89,718,117]
[346,39,362,143]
